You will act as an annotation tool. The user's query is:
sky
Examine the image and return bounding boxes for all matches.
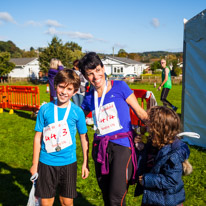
[0,0,205,54]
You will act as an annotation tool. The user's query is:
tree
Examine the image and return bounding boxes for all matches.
[150,61,161,72]
[39,37,64,74]
[30,47,35,51]
[175,52,183,63]
[64,41,82,51]
[0,52,15,75]
[128,53,141,61]
[0,41,22,58]
[64,42,83,67]
[22,50,38,58]
[39,37,83,74]
[168,59,178,76]
[117,49,128,57]
[174,67,182,76]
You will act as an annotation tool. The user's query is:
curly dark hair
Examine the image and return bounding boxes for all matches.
[147,106,181,149]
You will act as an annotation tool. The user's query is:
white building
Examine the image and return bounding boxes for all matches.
[101,56,147,77]
[9,57,40,79]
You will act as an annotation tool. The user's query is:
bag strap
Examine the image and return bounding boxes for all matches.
[30,173,38,182]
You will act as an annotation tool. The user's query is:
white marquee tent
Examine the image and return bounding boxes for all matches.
[182,9,206,148]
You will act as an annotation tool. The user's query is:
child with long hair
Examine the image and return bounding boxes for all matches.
[136,106,192,206]
[48,58,64,101]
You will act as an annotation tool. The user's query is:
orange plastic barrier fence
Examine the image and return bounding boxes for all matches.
[0,85,40,112]
[0,86,7,109]
[130,89,151,126]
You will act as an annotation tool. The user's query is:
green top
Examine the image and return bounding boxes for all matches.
[162,66,172,89]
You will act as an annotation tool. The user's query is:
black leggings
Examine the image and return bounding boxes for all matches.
[93,141,133,206]
[160,88,174,108]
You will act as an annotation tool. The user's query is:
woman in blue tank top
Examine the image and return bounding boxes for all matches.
[80,52,148,206]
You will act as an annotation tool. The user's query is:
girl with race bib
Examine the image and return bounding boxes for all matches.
[79,52,148,206]
[30,69,89,206]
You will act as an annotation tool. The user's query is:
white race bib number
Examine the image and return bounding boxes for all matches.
[43,120,72,153]
[93,102,122,135]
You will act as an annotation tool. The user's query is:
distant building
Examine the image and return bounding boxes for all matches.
[9,57,40,80]
[144,63,153,74]
[101,56,147,77]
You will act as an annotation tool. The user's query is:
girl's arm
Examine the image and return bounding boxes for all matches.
[142,159,183,190]
[57,60,64,70]
[126,93,148,121]
[80,133,89,179]
[30,131,42,175]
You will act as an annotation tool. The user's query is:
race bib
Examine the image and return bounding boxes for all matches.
[43,120,72,153]
[93,102,123,135]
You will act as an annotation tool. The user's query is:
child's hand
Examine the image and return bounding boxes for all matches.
[30,164,38,176]
[58,60,63,66]
[134,135,145,151]
[139,175,143,186]
[134,135,141,144]
[82,163,89,179]
[136,142,145,151]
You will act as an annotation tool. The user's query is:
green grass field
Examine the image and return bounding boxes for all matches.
[0,83,205,206]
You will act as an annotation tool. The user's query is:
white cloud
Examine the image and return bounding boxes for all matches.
[45,19,63,27]
[151,18,160,28]
[66,31,94,40]
[25,20,42,27]
[45,27,58,35]
[0,12,16,23]
[45,27,106,42]
[46,27,94,39]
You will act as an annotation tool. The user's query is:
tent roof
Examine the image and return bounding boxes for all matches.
[184,9,206,42]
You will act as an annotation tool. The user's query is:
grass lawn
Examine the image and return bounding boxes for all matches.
[0,83,205,206]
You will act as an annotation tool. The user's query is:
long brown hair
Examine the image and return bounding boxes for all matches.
[147,106,181,149]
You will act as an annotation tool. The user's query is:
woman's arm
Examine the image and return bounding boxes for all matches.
[126,93,148,121]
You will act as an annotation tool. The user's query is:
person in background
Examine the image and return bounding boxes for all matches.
[30,69,89,206]
[137,106,192,206]
[79,52,148,206]
[48,58,64,101]
[158,59,178,112]
[72,59,88,107]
